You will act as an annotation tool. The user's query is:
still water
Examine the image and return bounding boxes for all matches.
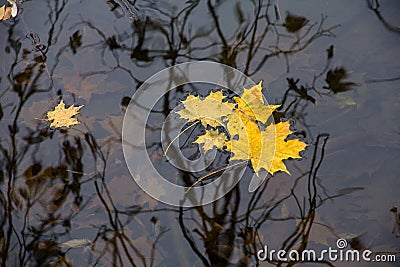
[0,0,399,266]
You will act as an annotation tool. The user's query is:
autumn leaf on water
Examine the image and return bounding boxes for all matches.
[176,91,235,128]
[193,128,228,153]
[263,120,307,174]
[46,100,83,128]
[0,0,18,21]
[174,81,307,178]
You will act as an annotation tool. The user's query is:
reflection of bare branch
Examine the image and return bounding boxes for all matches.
[250,15,339,74]
[0,2,71,262]
[115,0,140,22]
[366,75,400,83]
[179,206,211,267]
[367,0,400,34]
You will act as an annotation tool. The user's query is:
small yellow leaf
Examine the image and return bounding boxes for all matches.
[234,81,280,123]
[0,6,5,20]
[194,129,227,153]
[176,91,235,128]
[1,5,12,21]
[46,100,83,128]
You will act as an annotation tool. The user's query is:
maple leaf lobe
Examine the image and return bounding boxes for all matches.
[176,91,235,128]
[194,129,227,153]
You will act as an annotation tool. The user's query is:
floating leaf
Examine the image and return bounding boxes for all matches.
[263,121,307,174]
[176,91,235,128]
[232,81,280,124]
[0,5,5,19]
[175,81,307,176]
[46,100,83,128]
[0,1,17,21]
[222,82,281,174]
[194,129,227,153]
[0,5,12,21]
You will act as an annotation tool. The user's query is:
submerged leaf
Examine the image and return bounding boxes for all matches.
[46,100,83,128]
[324,67,357,94]
[57,238,92,249]
[284,12,309,33]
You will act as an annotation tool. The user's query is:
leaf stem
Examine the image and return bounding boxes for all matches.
[163,121,199,157]
[185,160,248,194]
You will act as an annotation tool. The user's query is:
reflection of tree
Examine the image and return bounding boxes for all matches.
[77,0,339,78]
[365,0,400,84]
[0,0,360,266]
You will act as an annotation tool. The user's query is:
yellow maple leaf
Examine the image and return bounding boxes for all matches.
[222,82,287,175]
[0,1,17,21]
[223,82,280,173]
[225,110,264,171]
[260,121,307,174]
[176,91,235,128]
[194,129,227,152]
[46,100,83,128]
[234,81,280,124]
[174,81,307,176]
[0,5,12,21]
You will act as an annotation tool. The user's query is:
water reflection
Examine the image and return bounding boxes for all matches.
[390,207,400,238]
[0,0,398,266]
[367,0,400,34]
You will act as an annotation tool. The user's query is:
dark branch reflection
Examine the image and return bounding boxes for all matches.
[367,0,400,34]
[0,0,367,266]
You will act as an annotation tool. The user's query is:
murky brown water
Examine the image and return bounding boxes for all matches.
[0,0,399,266]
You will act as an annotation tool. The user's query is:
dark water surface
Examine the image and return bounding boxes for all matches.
[0,0,399,266]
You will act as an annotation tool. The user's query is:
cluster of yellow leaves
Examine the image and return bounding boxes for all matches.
[175,81,307,175]
[0,1,18,21]
[46,100,83,128]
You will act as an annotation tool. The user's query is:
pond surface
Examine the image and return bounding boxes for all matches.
[0,0,399,266]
